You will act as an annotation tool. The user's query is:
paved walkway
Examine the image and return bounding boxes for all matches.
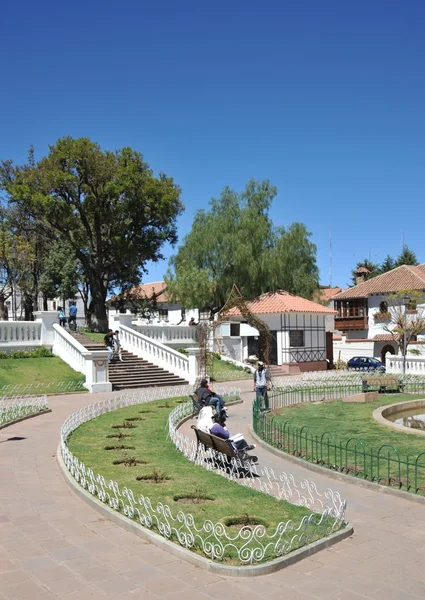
[1,383,425,599]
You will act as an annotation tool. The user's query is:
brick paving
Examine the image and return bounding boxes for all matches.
[0,382,424,599]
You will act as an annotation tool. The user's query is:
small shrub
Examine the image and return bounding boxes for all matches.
[410,349,422,356]
[177,348,188,355]
[335,359,348,370]
[0,352,8,360]
[29,346,53,358]
[10,350,30,359]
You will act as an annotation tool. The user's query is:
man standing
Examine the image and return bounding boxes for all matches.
[104,329,114,363]
[253,361,271,412]
[68,302,78,331]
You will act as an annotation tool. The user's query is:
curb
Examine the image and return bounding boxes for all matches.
[0,409,52,431]
[250,426,425,506]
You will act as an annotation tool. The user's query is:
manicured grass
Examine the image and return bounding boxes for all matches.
[67,395,324,563]
[266,394,425,491]
[0,358,85,395]
[272,394,425,459]
[210,358,252,381]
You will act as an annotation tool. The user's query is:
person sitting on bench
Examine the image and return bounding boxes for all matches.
[194,379,226,414]
[210,410,255,452]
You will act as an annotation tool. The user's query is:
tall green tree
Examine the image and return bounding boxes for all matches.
[39,240,80,308]
[166,180,319,312]
[395,244,418,267]
[350,258,380,285]
[0,137,183,331]
[380,254,396,273]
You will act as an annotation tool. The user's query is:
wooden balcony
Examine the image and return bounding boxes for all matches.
[334,316,368,331]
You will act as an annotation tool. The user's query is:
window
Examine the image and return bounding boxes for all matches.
[407,299,417,311]
[158,309,169,322]
[379,301,388,313]
[230,323,240,337]
[289,330,304,347]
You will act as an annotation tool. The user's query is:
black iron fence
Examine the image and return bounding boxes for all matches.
[253,375,425,495]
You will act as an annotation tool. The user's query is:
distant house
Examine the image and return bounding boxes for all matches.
[219,290,336,372]
[313,286,343,332]
[108,281,202,325]
[332,264,425,363]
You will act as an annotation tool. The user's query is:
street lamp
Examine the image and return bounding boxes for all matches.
[402,295,410,375]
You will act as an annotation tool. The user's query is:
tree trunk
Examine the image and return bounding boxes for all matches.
[88,280,108,332]
[23,293,34,321]
[0,295,7,321]
[43,292,48,311]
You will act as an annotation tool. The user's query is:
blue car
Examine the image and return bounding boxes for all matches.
[347,356,386,372]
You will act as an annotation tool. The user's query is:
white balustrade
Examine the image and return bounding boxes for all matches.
[0,321,41,345]
[387,355,425,374]
[120,324,194,383]
[133,323,198,346]
[53,324,112,392]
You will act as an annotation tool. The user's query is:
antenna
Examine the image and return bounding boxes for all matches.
[329,228,332,288]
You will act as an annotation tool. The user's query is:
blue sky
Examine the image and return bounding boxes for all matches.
[1,0,424,289]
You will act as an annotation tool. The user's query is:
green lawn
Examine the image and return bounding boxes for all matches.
[67,395,326,563]
[82,332,105,344]
[210,358,252,381]
[0,358,85,395]
[266,394,425,491]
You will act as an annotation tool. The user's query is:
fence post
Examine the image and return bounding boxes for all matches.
[33,311,57,346]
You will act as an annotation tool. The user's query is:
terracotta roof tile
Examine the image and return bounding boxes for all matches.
[373,334,400,341]
[111,281,169,303]
[332,264,425,300]
[224,290,336,317]
[313,286,343,304]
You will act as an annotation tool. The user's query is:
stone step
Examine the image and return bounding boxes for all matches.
[70,332,188,390]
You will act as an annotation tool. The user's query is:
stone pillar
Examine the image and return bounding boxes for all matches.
[109,313,134,330]
[33,311,58,346]
[83,351,112,393]
[187,347,200,385]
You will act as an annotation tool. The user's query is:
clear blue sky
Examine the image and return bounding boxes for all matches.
[1,0,424,289]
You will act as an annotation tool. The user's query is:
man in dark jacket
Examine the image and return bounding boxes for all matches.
[194,379,225,414]
[104,329,114,363]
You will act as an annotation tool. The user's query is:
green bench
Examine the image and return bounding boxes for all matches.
[362,375,404,394]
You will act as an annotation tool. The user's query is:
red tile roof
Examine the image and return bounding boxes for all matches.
[224,290,336,316]
[332,265,425,300]
[110,281,169,303]
[313,286,343,304]
[373,334,400,341]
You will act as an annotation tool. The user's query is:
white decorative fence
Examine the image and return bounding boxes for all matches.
[133,324,198,346]
[0,395,48,427]
[60,389,347,565]
[0,321,41,347]
[386,355,425,374]
[120,324,191,382]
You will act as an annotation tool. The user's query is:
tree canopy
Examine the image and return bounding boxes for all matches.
[165,179,319,312]
[0,137,183,330]
[350,244,420,286]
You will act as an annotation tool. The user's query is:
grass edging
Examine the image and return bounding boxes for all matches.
[0,408,52,431]
[56,444,353,577]
[249,425,425,507]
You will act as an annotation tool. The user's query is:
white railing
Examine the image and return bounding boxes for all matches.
[0,321,41,344]
[386,355,425,374]
[133,323,198,345]
[0,395,49,426]
[120,324,190,382]
[52,324,112,392]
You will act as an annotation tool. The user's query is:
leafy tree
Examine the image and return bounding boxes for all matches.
[380,254,395,273]
[166,180,319,311]
[383,291,425,357]
[395,244,418,267]
[39,240,80,308]
[0,137,183,331]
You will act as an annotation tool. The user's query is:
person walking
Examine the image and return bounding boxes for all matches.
[253,361,271,412]
[113,330,123,362]
[58,306,67,327]
[68,302,78,331]
[104,329,114,363]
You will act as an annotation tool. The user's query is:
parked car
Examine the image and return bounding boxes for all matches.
[347,356,386,372]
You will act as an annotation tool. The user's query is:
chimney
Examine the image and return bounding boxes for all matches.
[354,267,370,286]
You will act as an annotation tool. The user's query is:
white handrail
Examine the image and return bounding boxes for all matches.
[386,355,425,374]
[120,324,190,381]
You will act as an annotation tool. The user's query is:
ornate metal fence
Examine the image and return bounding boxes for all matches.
[253,375,425,495]
[60,388,347,565]
[0,395,49,426]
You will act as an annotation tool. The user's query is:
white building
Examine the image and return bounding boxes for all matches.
[218,290,336,373]
[332,264,425,363]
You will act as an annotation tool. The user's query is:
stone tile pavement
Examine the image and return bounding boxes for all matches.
[0,382,424,598]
